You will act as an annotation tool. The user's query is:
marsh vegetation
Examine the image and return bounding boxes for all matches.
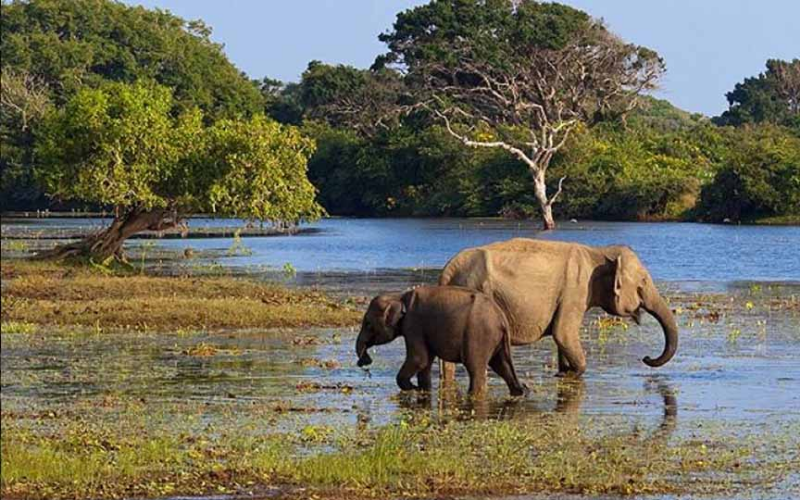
[1,243,799,499]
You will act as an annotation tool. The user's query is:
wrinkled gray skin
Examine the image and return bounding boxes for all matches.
[439,239,678,379]
[356,286,526,397]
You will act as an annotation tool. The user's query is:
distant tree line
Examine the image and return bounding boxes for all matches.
[1,0,798,228]
[279,53,799,223]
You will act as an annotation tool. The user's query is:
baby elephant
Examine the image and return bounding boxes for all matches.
[355,285,526,397]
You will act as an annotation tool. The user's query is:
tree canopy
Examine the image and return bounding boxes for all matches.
[34,81,321,259]
[714,59,800,130]
[371,0,665,228]
[697,124,800,221]
[0,0,263,116]
[1,0,264,208]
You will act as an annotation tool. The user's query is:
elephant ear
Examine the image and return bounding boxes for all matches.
[613,253,643,308]
[401,289,417,312]
[383,300,405,329]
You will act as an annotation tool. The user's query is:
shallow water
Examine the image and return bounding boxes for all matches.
[3,286,798,430]
[2,217,800,498]
[2,286,799,498]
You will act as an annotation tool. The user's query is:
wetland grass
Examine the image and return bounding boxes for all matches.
[2,411,797,500]
[0,260,361,331]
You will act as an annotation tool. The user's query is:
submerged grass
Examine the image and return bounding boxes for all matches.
[0,260,361,331]
[2,411,797,500]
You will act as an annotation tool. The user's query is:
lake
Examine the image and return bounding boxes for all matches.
[5,217,800,287]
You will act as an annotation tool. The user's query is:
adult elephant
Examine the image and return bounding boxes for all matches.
[438,238,678,378]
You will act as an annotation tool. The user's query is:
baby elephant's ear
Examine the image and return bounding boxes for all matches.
[383,301,404,329]
[402,289,417,311]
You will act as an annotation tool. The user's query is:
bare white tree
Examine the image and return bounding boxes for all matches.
[0,68,51,131]
[408,24,664,229]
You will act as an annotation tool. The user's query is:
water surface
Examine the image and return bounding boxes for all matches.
[4,217,799,283]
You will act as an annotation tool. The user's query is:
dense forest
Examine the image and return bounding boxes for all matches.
[1,0,798,224]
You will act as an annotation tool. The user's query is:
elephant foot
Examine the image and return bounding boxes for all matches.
[397,379,418,391]
[555,370,584,379]
[509,384,528,397]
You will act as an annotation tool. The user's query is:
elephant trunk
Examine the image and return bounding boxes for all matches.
[641,288,678,367]
[356,331,372,367]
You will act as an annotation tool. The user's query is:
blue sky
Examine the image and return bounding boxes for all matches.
[123,0,799,116]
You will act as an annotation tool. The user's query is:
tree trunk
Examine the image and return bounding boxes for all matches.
[33,207,176,262]
[531,169,556,230]
[540,202,555,230]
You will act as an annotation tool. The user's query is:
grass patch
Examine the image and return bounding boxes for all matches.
[750,214,800,226]
[2,414,797,500]
[1,425,290,499]
[0,240,30,252]
[0,260,361,331]
[1,321,37,334]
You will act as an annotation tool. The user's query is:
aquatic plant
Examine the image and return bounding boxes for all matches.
[0,321,36,334]
[282,262,297,279]
[226,229,253,257]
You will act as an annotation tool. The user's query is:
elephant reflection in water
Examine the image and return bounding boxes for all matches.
[396,377,678,437]
[397,379,587,421]
[647,376,678,436]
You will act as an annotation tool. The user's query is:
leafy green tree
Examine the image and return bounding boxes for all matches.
[698,124,800,221]
[626,96,707,132]
[293,61,406,135]
[34,82,321,260]
[1,0,262,115]
[1,0,264,209]
[375,0,664,229]
[557,126,710,219]
[258,76,304,125]
[714,59,800,128]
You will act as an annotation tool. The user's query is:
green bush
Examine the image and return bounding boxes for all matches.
[697,124,800,221]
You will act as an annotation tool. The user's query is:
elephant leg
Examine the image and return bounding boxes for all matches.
[439,359,456,385]
[553,336,586,378]
[557,348,572,375]
[396,360,420,390]
[397,346,430,391]
[465,361,488,397]
[417,360,433,391]
[552,307,587,377]
[489,351,526,397]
